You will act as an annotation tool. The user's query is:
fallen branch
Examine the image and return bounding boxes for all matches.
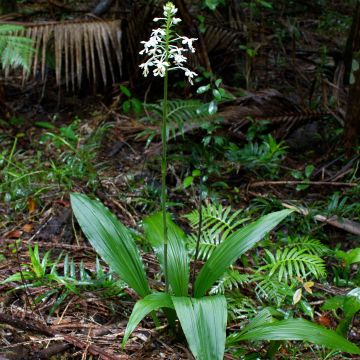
[249,180,358,187]
[314,215,360,236]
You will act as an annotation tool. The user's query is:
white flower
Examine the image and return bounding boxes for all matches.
[184,69,197,84]
[153,59,169,77]
[139,36,159,54]
[173,53,186,65]
[152,28,166,38]
[139,60,153,77]
[181,37,197,53]
[169,46,186,54]
[172,17,181,25]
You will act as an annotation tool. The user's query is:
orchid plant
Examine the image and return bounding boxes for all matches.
[70,2,360,359]
[139,2,197,292]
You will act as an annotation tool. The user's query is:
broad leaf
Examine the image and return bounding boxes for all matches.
[71,193,150,297]
[173,296,227,360]
[144,212,189,296]
[234,318,360,355]
[194,209,292,297]
[122,292,174,347]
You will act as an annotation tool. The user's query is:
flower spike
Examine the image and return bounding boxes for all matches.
[138,1,197,84]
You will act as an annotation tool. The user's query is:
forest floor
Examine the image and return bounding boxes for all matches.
[0,1,360,359]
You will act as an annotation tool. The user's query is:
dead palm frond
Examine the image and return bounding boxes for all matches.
[0,19,122,89]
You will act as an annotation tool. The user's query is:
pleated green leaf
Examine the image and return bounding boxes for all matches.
[122,292,174,347]
[194,209,292,297]
[144,212,189,296]
[233,318,360,355]
[70,193,150,297]
[172,296,227,360]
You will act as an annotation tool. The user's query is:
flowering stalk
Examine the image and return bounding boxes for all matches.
[161,8,171,293]
[139,2,197,293]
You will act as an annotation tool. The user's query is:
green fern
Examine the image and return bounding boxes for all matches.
[258,248,326,282]
[283,236,330,256]
[138,99,220,146]
[185,202,248,237]
[0,25,34,70]
[226,135,286,175]
[252,275,292,305]
[184,203,249,260]
[210,269,249,294]
[227,293,257,321]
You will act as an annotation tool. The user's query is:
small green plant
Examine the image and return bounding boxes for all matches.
[2,245,124,315]
[202,0,225,11]
[333,247,360,286]
[119,84,143,114]
[291,164,315,190]
[226,135,287,177]
[321,288,360,336]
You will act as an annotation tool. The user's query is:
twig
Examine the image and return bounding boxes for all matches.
[0,238,93,252]
[249,180,357,187]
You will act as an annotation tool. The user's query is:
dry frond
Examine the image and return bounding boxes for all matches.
[1,19,122,89]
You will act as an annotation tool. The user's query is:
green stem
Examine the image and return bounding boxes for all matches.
[162,16,171,293]
[191,167,203,297]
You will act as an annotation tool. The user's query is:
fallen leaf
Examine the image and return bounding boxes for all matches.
[55,199,70,207]
[22,224,33,233]
[5,230,22,238]
[28,197,36,214]
[304,281,314,294]
[317,314,333,328]
[293,288,302,305]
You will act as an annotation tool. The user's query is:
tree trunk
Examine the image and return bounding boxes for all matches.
[343,1,360,85]
[344,1,360,153]
[344,66,360,153]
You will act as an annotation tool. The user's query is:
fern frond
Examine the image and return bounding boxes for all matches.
[259,248,326,282]
[226,135,286,174]
[139,99,220,145]
[185,202,248,236]
[210,269,249,294]
[187,230,219,261]
[184,202,249,261]
[227,293,257,321]
[0,25,34,71]
[283,236,330,256]
[252,274,292,305]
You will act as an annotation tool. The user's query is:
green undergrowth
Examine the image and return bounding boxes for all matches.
[0,119,110,214]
